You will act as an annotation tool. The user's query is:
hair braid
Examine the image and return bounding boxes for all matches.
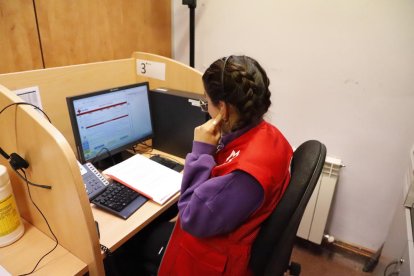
[203,55,272,130]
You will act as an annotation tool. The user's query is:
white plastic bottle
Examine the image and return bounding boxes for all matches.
[0,165,24,247]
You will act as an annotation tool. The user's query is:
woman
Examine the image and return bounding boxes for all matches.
[158,55,293,276]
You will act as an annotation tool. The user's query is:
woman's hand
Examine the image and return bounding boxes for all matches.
[194,113,222,146]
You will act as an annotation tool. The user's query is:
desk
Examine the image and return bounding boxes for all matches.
[0,220,88,276]
[93,149,183,253]
[0,149,183,275]
[93,193,179,252]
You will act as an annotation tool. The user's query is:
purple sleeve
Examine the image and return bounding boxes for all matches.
[178,141,264,238]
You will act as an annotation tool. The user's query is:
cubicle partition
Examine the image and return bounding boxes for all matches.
[0,58,137,154]
[0,52,204,275]
[132,52,204,94]
[0,85,103,275]
[0,53,204,154]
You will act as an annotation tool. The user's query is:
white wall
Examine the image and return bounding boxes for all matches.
[172,0,414,251]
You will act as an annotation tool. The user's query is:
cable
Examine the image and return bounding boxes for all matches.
[1,101,55,274]
[132,143,153,155]
[0,103,53,188]
[32,0,46,68]
[131,144,154,157]
[0,102,52,123]
[100,243,113,257]
[138,142,152,149]
[0,147,52,189]
[383,260,399,276]
[17,170,58,276]
[91,147,115,165]
[13,167,52,189]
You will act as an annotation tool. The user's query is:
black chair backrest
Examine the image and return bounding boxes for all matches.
[249,140,327,276]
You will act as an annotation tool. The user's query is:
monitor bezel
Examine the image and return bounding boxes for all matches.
[66,82,153,164]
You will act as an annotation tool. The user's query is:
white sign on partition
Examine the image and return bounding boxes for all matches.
[0,265,11,276]
[136,59,166,81]
[13,86,43,109]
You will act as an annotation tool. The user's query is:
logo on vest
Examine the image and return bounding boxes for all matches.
[225,150,240,163]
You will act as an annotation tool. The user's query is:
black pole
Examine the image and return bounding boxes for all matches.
[183,0,197,68]
[189,6,195,68]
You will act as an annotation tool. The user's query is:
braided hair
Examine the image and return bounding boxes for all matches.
[202,55,271,130]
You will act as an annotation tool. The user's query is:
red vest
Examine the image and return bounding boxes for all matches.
[159,121,292,276]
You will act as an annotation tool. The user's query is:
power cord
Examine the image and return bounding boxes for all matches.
[17,170,58,276]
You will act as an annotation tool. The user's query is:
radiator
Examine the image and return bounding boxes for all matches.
[297,155,343,244]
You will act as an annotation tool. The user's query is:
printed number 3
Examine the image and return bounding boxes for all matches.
[140,62,147,74]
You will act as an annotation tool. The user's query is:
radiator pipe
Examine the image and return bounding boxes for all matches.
[323,234,335,243]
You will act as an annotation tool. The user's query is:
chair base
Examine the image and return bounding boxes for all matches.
[288,261,301,276]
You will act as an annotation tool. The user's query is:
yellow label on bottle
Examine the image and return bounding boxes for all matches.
[0,195,21,237]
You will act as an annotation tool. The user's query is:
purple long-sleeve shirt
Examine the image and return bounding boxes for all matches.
[177,123,264,238]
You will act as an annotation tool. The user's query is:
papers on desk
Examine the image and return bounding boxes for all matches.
[103,154,182,205]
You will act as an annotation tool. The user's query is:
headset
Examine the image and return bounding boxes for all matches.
[221,55,232,94]
[0,147,29,170]
[0,100,57,275]
[0,147,52,189]
[0,102,52,189]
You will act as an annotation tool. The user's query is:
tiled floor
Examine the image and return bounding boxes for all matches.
[290,238,374,276]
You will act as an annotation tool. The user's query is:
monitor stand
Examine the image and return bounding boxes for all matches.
[93,150,135,171]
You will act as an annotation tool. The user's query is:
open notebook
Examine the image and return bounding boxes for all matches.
[103,154,182,205]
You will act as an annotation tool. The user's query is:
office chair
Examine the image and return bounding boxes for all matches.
[249,140,327,276]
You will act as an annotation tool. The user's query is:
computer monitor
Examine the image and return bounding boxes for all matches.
[149,88,209,158]
[67,82,153,167]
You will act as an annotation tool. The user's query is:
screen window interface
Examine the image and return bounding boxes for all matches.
[73,86,152,161]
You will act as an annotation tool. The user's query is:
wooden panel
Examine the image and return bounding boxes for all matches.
[0,85,104,275]
[0,220,88,275]
[0,53,203,154]
[133,52,204,94]
[35,0,171,67]
[0,58,136,154]
[0,0,43,73]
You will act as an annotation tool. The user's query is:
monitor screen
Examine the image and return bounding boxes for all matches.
[67,82,153,165]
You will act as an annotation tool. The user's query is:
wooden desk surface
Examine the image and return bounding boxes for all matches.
[93,193,179,252]
[0,220,88,276]
[93,148,184,252]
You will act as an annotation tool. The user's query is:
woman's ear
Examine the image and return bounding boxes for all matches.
[218,101,228,121]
